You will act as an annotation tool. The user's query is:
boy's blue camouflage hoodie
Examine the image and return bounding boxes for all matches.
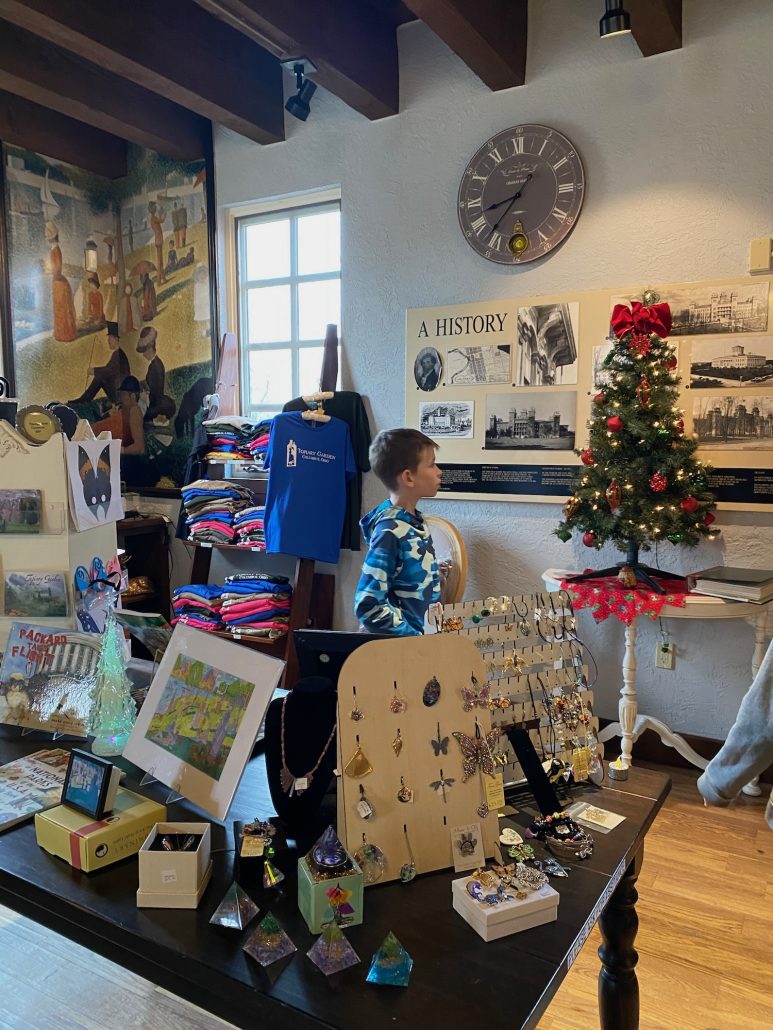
[354,500,440,636]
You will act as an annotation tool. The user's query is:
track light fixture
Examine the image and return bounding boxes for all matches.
[282,58,318,122]
[599,1,631,38]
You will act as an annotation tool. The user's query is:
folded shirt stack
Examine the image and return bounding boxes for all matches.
[181,478,255,544]
[220,573,292,639]
[202,416,274,465]
[244,419,273,466]
[233,506,266,548]
[172,582,224,632]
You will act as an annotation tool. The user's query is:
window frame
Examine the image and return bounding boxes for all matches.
[232,195,341,418]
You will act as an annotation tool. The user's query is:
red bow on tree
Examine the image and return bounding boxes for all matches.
[611,301,672,340]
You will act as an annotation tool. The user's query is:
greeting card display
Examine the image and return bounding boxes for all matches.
[64,437,123,531]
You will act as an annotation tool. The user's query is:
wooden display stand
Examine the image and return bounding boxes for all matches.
[336,634,499,886]
[0,420,118,650]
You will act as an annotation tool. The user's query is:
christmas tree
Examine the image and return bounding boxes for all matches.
[555,290,718,588]
[88,607,137,756]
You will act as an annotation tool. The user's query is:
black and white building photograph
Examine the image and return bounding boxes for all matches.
[665,282,769,335]
[693,394,773,448]
[485,391,576,450]
[420,400,474,439]
[690,337,773,388]
[414,347,443,391]
[515,303,579,386]
[592,341,615,388]
[446,344,511,386]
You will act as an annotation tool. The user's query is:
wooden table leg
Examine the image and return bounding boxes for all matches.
[619,620,638,767]
[598,848,642,1030]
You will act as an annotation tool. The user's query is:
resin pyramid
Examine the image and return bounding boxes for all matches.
[242,912,296,967]
[365,931,413,987]
[310,825,348,869]
[263,860,286,889]
[307,921,361,976]
[209,882,259,931]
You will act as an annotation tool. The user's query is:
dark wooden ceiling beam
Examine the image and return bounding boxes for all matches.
[0,0,284,145]
[0,90,127,178]
[0,22,208,161]
[193,0,399,120]
[401,0,527,91]
[628,0,682,57]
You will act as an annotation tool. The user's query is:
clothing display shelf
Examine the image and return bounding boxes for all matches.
[438,591,599,786]
[117,516,171,620]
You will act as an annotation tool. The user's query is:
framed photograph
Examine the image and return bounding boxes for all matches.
[123,624,284,821]
[690,337,773,388]
[515,303,579,386]
[485,391,576,450]
[446,345,511,386]
[2,571,69,618]
[592,342,615,388]
[0,489,41,534]
[420,400,474,439]
[62,749,121,820]
[693,394,773,449]
[613,284,769,336]
[414,347,443,391]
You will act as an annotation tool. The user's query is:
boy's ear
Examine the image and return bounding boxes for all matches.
[396,467,414,488]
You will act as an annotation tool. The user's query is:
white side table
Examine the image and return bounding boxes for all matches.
[543,568,771,792]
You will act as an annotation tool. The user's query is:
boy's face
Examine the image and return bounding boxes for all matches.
[409,446,442,499]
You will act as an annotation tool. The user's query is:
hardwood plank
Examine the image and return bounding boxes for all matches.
[0,0,283,144]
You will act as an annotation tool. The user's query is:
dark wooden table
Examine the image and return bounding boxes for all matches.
[0,730,669,1030]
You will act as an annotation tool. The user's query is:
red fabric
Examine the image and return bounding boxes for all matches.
[560,572,689,624]
[610,301,672,340]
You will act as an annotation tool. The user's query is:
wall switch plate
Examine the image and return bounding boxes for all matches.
[656,643,675,670]
[749,237,772,274]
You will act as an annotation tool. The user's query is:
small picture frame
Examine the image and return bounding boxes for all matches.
[62,749,121,820]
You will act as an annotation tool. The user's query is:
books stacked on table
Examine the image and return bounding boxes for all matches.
[0,749,70,832]
[688,566,773,603]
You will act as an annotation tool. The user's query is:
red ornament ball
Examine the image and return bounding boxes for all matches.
[582,531,598,548]
[607,415,624,433]
[680,495,699,514]
[580,448,595,466]
[649,472,669,492]
[593,391,606,406]
[665,354,678,371]
[703,512,716,526]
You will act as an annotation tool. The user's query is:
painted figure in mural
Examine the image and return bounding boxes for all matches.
[193,263,210,337]
[44,221,77,342]
[165,236,178,277]
[136,326,176,423]
[71,322,130,405]
[102,262,118,322]
[118,283,142,335]
[178,202,187,247]
[87,275,105,329]
[127,219,134,255]
[178,246,195,269]
[139,271,157,321]
[116,375,146,456]
[148,200,167,284]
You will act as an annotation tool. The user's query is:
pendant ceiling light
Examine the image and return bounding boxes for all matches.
[600,1,631,38]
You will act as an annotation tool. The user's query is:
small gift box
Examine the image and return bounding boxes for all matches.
[137,821,212,909]
[297,826,364,934]
[451,875,559,942]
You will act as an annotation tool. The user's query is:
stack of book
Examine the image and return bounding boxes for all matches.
[688,566,773,603]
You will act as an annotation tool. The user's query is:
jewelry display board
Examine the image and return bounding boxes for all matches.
[336,634,499,886]
[406,274,773,508]
[438,590,599,787]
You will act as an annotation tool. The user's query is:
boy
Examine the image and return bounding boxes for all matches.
[355,429,442,636]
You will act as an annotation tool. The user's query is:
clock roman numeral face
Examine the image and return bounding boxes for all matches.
[457,124,585,265]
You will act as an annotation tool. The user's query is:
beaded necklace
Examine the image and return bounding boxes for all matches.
[279,694,337,797]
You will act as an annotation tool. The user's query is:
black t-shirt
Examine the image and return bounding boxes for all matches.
[283,392,371,550]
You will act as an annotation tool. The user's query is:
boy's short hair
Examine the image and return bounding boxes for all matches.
[370,428,437,491]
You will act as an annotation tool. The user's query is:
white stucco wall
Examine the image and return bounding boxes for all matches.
[214,0,773,740]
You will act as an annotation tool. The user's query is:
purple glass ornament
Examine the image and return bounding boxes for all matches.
[312,825,348,870]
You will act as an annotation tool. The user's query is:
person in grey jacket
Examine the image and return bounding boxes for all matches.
[697,638,773,819]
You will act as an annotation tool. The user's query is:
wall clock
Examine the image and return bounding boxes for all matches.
[457,124,585,265]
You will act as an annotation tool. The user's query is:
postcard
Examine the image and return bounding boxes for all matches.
[0,489,41,534]
[2,571,69,618]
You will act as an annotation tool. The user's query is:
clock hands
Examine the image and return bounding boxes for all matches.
[484,174,534,211]
[487,173,533,236]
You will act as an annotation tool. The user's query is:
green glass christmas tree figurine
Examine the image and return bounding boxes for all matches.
[555,292,718,593]
[88,607,137,756]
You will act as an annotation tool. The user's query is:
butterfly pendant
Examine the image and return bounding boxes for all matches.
[452,725,501,782]
[430,722,449,757]
[429,774,456,802]
[461,676,490,712]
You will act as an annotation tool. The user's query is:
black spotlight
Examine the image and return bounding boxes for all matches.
[285,62,317,122]
[600,1,631,38]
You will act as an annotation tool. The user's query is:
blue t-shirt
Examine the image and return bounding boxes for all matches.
[264,412,356,564]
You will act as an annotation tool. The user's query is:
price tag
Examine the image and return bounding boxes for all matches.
[485,773,506,812]
[294,777,309,793]
[241,836,264,858]
[200,542,212,548]
[161,869,177,884]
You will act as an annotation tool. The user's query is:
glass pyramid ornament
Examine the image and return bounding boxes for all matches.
[242,912,296,967]
[263,860,285,889]
[209,881,259,931]
[88,607,137,756]
[311,825,348,870]
[366,931,413,987]
[307,921,360,976]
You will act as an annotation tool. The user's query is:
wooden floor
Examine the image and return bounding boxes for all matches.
[0,764,769,1030]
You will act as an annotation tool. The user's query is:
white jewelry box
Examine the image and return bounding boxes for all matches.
[451,875,559,941]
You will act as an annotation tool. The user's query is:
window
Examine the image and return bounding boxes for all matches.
[235,199,341,418]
